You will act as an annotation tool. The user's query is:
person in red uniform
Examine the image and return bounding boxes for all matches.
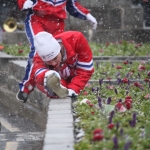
[31,31,94,99]
[16,0,97,102]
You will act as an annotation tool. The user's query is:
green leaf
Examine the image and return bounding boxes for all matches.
[145,124,150,139]
[102,104,115,115]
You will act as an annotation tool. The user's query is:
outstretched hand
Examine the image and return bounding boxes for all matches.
[86,13,98,30]
[23,0,33,10]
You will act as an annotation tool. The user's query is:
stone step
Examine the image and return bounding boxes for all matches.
[0,72,50,112]
[8,60,27,81]
[0,53,50,117]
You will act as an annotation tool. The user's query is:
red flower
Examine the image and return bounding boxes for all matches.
[134,82,142,87]
[107,85,114,90]
[116,66,123,69]
[93,128,104,141]
[0,45,4,51]
[83,91,88,95]
[135,43,142,48]
[108,123,115,129]
[125,96,132,99]
[124,97,132,110]
[125,99,132,104]
[144,94,150,99]
[86,100,94,107]
[138,65,146,71]
[93,134,104,141]
[93,128,103,134]
[144,78,149,82]
[122,78,128,83]
[125,102,132,110]
[88,103,94,107]
[18,49,23,53]
[99,49,103,53]
[115,102,123,109]
[91,111,95,115]
[123,61,129,65]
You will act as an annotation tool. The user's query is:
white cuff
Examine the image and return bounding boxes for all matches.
[68,89,78,97]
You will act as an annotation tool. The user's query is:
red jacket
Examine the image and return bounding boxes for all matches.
[18,0,89,20]
[33,31,94,94]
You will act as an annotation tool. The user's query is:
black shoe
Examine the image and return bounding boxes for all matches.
[16,90,28,103]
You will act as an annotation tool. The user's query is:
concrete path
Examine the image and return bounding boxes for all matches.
[0,102,44,150]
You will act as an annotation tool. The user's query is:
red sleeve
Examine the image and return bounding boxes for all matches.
[66,32,94,93]
[74,1,89,15]
[33,53,49,86]
[66,0,89,19]
[18,0,26,10]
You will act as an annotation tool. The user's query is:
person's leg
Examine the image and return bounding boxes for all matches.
[34,68,68,98]
[17,14,65,102]
[16,14,49,102]
[42,16,65,36]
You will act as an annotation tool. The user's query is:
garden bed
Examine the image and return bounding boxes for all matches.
[73,41,150,150]
[92,61,150,80]
[1,42,150,150]
[74,60,150,150]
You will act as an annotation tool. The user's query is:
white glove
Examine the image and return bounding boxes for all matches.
[86,13,97,30]
[23,0,33,10]
[68,89,78,97]
[44,70,60,86]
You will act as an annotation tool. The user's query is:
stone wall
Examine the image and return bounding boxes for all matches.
[2,0,150,44]
[0,53,50,127]
[67,0,143,30]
